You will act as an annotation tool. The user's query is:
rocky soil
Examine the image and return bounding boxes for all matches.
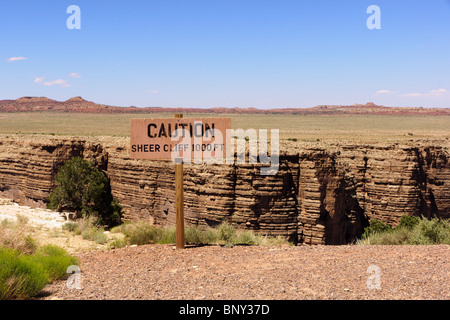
[40,244,449,300]
[2,198,448,300]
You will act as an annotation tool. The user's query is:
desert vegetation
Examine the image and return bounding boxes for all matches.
[0,112,449,143]
[0,215,78,300]
[48,157,122,227]
[108,221,291,248]
[358,215,450,245]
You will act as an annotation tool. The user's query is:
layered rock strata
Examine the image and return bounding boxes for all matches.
[0,136,448,245]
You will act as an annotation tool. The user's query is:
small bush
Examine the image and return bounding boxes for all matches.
[185,226,217,245]
[118,222,164,245]
[362,219,392,239]
[110,221,291,247]
[81,227,108,245]
[62,221,78,232]
[407,217,450,245]
[217,222,236,243]
[0,245,77,300]
[397,215,420,230]
[156,227,176,244]
[358,227,410,245]
[359,216,450,245]
[62,217,108,245]
[30,245,78,282]
[73,216,96,235]
[235,230,256,245]
[108,237,127,249]
[0,248,48,300]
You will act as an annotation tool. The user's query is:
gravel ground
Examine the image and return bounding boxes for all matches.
[40,244,449,300]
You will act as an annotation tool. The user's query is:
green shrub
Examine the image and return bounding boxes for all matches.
[81,227,108,245]
[63,217,107,244]
[108,237,127,249]
[362,219,392,239]
[407,217,450,245]
[396,215,420,230]
[30,245,79,282]
[358,227,410,245]
[118,222,163,245]
[0,245,77,300]
[62,221,78,232]
[0,248,48,300]
[217,222,236,243]
[358,216,450,245]
[110,221,291,247]
[235,230,257,245]
[48,157,122,227]
[185,226,217,245]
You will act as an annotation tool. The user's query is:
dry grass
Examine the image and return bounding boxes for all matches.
[110,221,291,247]
[0,112,448,143]
[0,216,37,254]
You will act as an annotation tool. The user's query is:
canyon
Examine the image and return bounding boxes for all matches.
[0,135,448,245]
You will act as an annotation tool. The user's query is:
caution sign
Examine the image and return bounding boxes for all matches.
[130,118,231,161]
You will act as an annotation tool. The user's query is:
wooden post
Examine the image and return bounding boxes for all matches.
[174,113,185,249]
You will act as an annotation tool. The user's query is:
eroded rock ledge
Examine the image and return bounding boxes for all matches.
[0,136,448,245]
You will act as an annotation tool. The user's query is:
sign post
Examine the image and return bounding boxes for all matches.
[174,113,185,249]
[130,116,231,250]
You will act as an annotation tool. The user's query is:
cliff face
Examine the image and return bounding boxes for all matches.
[0,136,448,244]
[0,137,107,207]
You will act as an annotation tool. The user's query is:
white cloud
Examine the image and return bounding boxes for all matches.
[399,88,448,98]
[7,57,28,62]
[148,89,159,94]
[429,88,448,96]
[69,72,82,78]
[43,79,71,88]
[34,76,44,83]
[35,75,72,88]
[400,92,423,97]
[376,89,392,94]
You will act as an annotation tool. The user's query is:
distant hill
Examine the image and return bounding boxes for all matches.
[0,97,449,115]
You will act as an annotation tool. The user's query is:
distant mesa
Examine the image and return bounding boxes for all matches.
[352,102,383,108]
[16,96,56,103]
[65,96,88,103]
[0,97,448,115]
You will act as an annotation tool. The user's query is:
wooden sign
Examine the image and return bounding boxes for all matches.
[130,115,231,249]
[130,117,231,161]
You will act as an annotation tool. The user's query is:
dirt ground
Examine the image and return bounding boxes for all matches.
[1,198,448,300]
[40,244,449,300]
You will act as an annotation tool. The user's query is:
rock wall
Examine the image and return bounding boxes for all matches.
[0,137,107,207]
[0,136,448,245]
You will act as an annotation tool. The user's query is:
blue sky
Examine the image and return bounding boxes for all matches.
[1,0,450,108]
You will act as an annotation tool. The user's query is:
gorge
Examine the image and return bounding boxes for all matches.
[0,135,448,245]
